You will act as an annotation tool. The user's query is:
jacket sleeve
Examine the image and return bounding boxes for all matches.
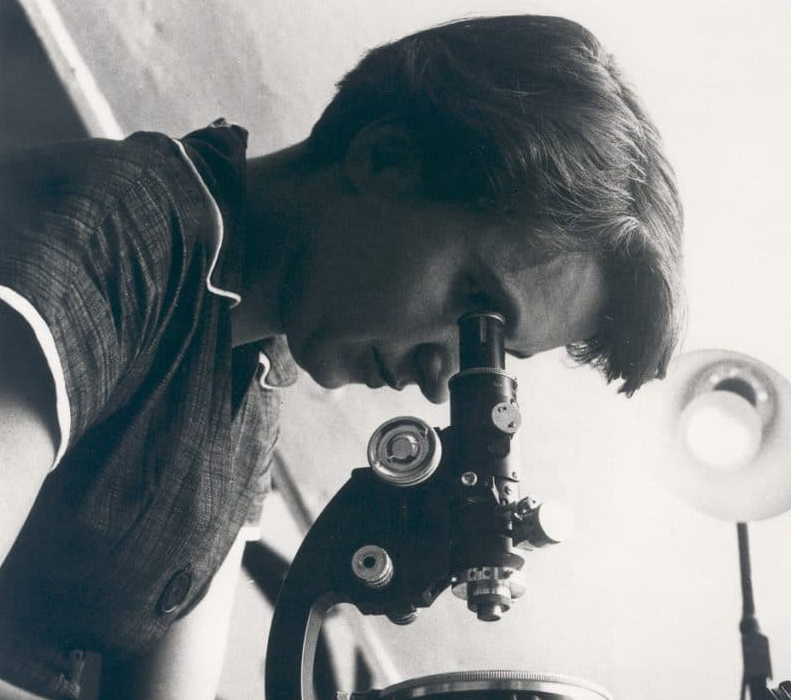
[0,136,187,468]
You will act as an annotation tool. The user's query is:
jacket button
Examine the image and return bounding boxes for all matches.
[159,569,192,614]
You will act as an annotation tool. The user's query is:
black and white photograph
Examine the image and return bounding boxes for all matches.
[0,1,789,699]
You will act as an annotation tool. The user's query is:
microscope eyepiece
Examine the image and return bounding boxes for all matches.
[458,311,506,370]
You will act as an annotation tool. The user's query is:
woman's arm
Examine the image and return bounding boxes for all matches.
[99,531,247,700]
[0,305,58,569]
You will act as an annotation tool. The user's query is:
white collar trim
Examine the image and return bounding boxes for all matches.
[171,139,241,308]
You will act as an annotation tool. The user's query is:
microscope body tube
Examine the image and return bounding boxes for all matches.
[446,313,525,620]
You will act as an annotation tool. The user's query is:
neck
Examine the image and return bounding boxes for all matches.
[232,140,322,347]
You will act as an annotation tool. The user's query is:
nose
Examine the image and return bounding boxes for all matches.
[414,342,455,404]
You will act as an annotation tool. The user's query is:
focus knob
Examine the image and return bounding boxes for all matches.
[367,416,441,487]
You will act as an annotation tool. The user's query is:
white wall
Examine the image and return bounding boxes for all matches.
[40,1,791,697]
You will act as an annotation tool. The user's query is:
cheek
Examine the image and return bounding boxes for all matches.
[287,231,463,348]
[347,254,453,319]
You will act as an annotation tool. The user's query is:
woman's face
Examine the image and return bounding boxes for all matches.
[277,195,605,403]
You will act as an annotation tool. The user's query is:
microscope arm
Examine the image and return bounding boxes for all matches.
[265,466,453,700]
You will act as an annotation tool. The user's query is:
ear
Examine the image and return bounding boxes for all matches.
[345,120,421,199]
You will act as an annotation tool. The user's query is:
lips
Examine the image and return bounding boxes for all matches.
[372,347,401,390]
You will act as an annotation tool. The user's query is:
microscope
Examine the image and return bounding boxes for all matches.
[264,311,611,700]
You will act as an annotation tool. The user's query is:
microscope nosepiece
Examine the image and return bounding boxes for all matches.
[451,566,526,621]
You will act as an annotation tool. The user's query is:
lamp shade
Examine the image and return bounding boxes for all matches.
[638,349,791,521]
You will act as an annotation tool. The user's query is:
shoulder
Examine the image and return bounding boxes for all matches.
[0,132,202,231]
[0,132,216,311]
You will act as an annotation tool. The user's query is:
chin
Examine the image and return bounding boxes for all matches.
[301,355,349,390]
[289,330,364,391]
[313,374,347,390]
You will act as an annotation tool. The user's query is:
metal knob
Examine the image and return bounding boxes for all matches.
[367,417,442,487]
[513,499,574,549]
[351,545,394,590]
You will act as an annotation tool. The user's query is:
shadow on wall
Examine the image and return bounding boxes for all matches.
[0,0,86,153]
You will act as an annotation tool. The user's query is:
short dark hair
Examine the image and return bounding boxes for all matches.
[309,15,684,395]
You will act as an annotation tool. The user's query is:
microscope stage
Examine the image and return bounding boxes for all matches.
[373,670,612,700]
